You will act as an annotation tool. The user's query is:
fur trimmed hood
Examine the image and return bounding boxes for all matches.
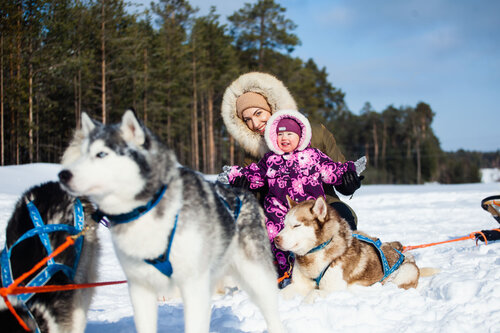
[264,110,312,155]
[221,72,298,158]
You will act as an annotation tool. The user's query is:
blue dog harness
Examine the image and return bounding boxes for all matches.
[91,184,168,226]
[92,182,242,278]
[91,184,178,277]
[352,233,405,283]
[0,199,85,333]
[305,238,334,287]
[309,234,405,288]
[215,184,242,223]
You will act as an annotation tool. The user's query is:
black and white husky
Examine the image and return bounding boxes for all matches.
[0,181,99,333]
[58,110,285,333]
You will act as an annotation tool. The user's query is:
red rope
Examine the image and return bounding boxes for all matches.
[403,229,500,252]
[6,280,127,295]
[1,236,77,331]
[0,234,127,331]
[1,294,31,331]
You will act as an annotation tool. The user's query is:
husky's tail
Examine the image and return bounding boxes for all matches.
[388,241,404,252]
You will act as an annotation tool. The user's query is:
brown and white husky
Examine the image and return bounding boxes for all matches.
[274,196,427,301]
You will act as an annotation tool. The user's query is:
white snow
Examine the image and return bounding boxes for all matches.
[1,164,499,333]
[482,168,500,184]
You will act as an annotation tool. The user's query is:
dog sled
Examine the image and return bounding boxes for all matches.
[476,195,500,242]
[403,195,500,251]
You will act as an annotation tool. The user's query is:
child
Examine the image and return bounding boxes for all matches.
[219,109,365,286]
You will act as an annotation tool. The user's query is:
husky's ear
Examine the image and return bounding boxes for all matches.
[81,112,96,135]
[312,196,328,222]
[287,195,297,208]
[121,109,145,146]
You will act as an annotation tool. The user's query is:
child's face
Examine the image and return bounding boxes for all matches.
[277,131,300,153]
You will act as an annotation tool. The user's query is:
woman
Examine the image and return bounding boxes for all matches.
[221,72,363,285]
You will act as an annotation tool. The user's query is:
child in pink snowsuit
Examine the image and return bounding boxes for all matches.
[219,109,365,286]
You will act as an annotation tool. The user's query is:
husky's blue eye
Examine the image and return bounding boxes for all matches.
[96,152,108,158]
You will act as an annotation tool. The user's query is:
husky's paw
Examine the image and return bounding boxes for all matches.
[280,285,297,300]
[304,290,321,304]
[280,283,310,300]
[214,275,239,295]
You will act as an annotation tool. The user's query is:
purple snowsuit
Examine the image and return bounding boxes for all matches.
[226,110,356,280]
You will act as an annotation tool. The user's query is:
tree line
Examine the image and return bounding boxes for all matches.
[1,0,497,183]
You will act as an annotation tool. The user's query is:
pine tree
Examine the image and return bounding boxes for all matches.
[360,103,381,171]
[228,0,299,71]
[91,0,136,123]
[288,59,346,123]
[190,7,237,173]
[410,102,435,184]
[151,0,194,155]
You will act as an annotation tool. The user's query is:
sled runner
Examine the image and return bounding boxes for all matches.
[476,195,500,242]
[481,195,500,224]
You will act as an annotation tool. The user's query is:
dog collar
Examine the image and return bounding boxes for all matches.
[92,184,168,226]
[306,238,333,255]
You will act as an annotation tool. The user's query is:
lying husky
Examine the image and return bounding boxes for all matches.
[58,110,285,333]
[275,196,422,301]
[0,181,99,333]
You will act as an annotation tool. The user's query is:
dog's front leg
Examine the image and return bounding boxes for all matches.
[179,272,212,333]
[129,282,158,333]
[320,265,348,292]
[69,289,93,333]
[280,265,315,300]
[304,289,323,304]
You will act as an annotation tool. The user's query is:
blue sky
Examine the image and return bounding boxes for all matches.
[135,0,499,152]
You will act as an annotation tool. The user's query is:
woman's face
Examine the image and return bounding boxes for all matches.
[277,131,300,153]
[241,107,272,135]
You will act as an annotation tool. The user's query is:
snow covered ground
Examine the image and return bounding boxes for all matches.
[1,163,499,333]
[482,168,500,183]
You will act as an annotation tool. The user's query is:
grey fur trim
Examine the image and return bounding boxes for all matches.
[217,165,231,184]
[221,72,298,158]
[354,156,367,175]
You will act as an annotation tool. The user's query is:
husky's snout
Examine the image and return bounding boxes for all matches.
[58,170,73,184]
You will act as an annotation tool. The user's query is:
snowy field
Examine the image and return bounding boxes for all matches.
[482,168,500,183]
[1,163,499,333]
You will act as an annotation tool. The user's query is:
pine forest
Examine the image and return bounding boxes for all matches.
[1,0,498,184]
